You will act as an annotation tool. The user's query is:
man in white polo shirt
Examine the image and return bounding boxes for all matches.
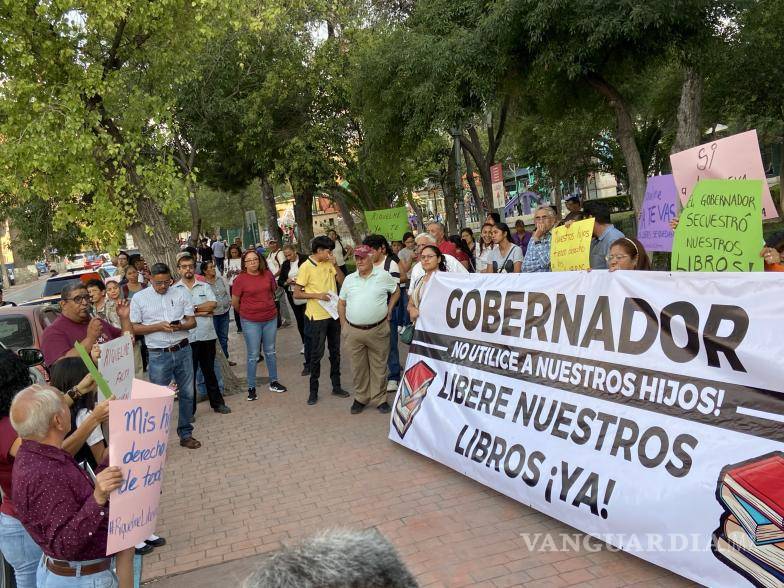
[130,263,200,449]
[338,245,399,415]
[172,255,231,415]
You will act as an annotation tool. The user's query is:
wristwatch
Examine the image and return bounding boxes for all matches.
[65,387,81,401]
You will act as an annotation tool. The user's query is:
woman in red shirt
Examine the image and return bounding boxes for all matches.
[231,250,288,401]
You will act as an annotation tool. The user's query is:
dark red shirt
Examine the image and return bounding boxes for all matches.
[12,440,109,561]
[41,315,122,368]
[0,417,18,518]
[232,271,278,323]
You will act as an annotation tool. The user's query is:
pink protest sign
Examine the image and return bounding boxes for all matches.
[106,380,174,554]
[636,174,677,252]
[670,129,777,219]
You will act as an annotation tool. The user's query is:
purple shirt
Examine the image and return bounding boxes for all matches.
[41,315,122,368]
[511,231,532,256]
[12,440,109,561]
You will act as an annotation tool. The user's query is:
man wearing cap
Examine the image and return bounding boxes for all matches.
[338,246,399,415]
[563,195,583,224]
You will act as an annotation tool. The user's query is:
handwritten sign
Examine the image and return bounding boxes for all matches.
[670,129,777,220]
[637,175,677,252]
[671,179,764,272]
[550,218,595,271]
[98,334,134,400]
[75,341,113,400]
[491,163,505,209]
[364,207,409,242]
[106,379,174,555]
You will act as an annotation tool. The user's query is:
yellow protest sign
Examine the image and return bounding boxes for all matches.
[550,218,595,271]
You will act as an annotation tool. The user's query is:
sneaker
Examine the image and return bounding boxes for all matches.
[301,367,310,376]
[269,381,288,393]
[350,400,366,414]
[307,393,318,405]
[332,388,350,398]
[386,380,399,392]
[247,388,258,401]
[377,402,392,414]
[214,405,232,414]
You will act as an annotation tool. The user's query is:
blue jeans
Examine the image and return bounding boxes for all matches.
[213,312,230,358]
[36,557,117,587]
[0,513,42,588]
[196,357,224,399]
[147,344,194,440]
[241,318,278,389]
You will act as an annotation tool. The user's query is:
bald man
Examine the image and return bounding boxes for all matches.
[10,385,132,587]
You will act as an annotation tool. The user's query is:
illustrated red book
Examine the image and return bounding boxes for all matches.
[722,454,784,529]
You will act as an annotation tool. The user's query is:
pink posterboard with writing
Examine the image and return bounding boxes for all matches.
[106,379,174,554]
[670,129,777,219]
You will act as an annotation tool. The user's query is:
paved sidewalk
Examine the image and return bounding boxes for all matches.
[141,317,694,587]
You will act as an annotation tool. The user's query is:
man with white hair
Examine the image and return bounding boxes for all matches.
[408,233,467,287]
[10,385,132,587]
[521,205,557,273]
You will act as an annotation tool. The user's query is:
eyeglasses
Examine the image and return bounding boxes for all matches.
[533,215,551,221]
[152,279,172,287]
[64,294,91,304]
[606,254,631,262]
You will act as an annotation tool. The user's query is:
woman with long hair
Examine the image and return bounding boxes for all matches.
[231,249,287,401]
[484,222,523,273]
[328,229,352,277]
[226,244,244,333]
[407,245,448,324]
[449,234,475,272]
[607,237,651,271]
[474,223,495,272]
[201,260,233,364]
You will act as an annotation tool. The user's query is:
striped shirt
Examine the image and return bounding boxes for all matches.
[130,285,195,348]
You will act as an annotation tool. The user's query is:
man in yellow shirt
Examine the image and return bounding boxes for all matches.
[294,235,349,405]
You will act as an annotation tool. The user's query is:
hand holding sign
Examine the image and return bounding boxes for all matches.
[637,175,677,252]
[550,218,595,271]
[98,334,134,400]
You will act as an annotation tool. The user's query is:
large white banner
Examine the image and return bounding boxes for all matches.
[390,271,784,588]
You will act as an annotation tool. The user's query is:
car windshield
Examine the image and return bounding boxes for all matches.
[0,315,34,349]
[42,275,84,297]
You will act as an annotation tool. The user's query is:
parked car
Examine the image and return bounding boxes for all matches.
[20,269,108,307]
[84,254,103,270]
[0,304,58,382]
[100,263,118,277]
[65,253,87,271]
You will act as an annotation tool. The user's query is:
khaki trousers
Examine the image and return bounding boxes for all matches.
[346,321,390,406]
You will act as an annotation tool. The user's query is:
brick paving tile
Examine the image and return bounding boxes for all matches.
[140,322,698,588]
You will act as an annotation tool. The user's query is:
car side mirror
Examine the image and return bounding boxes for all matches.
[17,348,44,368]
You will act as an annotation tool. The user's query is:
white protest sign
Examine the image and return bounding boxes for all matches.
[391,271,784,587]
[98,333,134,399]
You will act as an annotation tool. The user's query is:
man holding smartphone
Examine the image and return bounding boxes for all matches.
[130,263,201,449]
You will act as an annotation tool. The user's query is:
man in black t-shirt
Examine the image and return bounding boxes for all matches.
[197,238,213,264]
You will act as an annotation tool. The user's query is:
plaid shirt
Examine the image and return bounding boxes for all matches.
[521,231,552,272]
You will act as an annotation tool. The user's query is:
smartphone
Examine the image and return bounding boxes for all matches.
[170,320,181,326]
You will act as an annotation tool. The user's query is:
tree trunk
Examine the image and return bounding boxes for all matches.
[462,145,485,218]
[442,158,458,235]
[670,66,703,154]
[332,190,362,244]
[586,73,647,217]
[407,193,426,232]
[128,197,180,270]
[186,181,201,247]
[292,182,315,254]
[460,128,494,211]
[260,175,283,243]
[216,350,243,395]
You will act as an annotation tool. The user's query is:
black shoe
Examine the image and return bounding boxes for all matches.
[377,402,391,414]
[307,393,318,405]
[301,367,310,376]
[257,354,264,363]
[350,400,366,414]
[135,543,154,555]
[228,360,237,366]
[247,388,258,401]
[145,536,167,547]
[332,388,350,398]
[269,381,287,393]
[214,405,232,414]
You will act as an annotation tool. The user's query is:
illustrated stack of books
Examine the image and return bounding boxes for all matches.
[392,361,436,439]
[714,453,784,587]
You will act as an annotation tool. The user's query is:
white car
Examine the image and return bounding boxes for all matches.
[65,253,86,271]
